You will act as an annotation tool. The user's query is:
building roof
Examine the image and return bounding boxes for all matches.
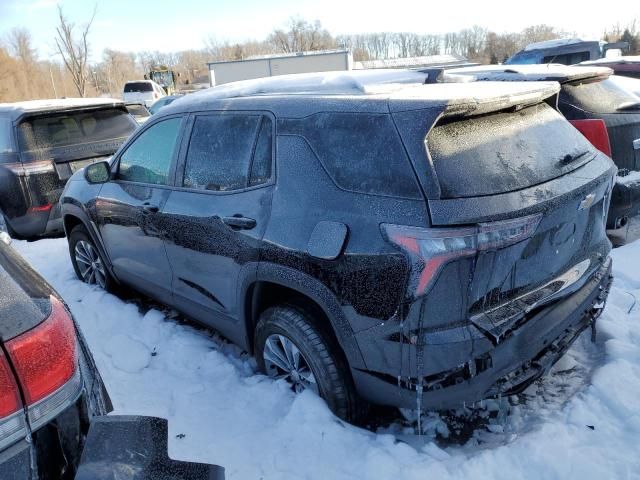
[207,49,350,66]
[0,98,125,120]
[447,64,612,83]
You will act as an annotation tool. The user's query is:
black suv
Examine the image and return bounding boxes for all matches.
[0,99,137,240]
[60,71,614,422]
[449,64,640,230]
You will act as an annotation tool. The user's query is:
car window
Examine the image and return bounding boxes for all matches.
[289,112,421,198]
[118,117,182,185]
[0,118,14,154]
[542,51,590,65]
[124,82,153,93]
[183,114,271,191]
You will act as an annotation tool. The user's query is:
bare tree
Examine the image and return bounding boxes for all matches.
[54,4,97,97]
[268,18,335,53]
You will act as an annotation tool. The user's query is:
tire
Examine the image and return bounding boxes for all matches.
[68,225,115,291]
[255,305,366,423]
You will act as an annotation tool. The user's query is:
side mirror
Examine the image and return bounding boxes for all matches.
[85,161,111,184]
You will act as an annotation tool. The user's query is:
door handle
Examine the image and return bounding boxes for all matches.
[222,215,256,230]
[142,203,159,214]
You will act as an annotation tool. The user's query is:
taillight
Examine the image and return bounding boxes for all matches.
[27,203,53,214]
[5,296,81,429]
[570,119,612,157]
[383,214,542,296]
[0,352,27,450]
[0,352,21,418]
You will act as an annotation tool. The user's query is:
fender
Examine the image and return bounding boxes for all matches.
[246,262,366,369]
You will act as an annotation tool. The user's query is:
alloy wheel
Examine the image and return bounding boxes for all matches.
[74,240,106,288]
[263,334,319,394]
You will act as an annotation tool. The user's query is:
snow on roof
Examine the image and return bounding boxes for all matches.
[523,38,598,51]
[353,54,470,70]
[0,97,124,115]
[447,64,612,83]
[581,56,640,65]
[195,69,432,98]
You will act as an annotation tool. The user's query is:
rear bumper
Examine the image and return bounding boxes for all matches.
[608,174,640,229]
[352,257,613,410]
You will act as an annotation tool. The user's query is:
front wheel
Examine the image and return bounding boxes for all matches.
[68,225,115,291]
[255,305,366,423]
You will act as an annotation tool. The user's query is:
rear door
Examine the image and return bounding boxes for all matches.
[95,115,184,298]
[161,112,274,338]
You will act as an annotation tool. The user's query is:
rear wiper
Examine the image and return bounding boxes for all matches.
[560,151,590,166]
[617,101,640,112]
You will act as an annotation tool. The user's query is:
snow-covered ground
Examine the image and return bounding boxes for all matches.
[13,238,640,480]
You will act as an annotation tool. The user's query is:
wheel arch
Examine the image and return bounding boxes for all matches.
[243,263,366,370]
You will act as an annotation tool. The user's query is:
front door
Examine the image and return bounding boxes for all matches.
[161,113,274,338]
[96,116,183,298]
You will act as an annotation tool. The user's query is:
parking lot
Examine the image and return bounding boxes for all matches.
[12,236,640,479]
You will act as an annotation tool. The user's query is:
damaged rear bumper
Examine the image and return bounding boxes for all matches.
[352,257,613,410]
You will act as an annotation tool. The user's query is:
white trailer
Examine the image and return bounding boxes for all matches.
[208,49,352,86]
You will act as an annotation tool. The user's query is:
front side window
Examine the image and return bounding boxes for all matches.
[183,114,272,191]
[118,117,182,185]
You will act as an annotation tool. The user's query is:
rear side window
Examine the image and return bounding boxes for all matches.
[124,82,153,93]
[561,78,640,113]
[118,117,182,185]
[293,113,421,198]
[18,108,136,151]
[183,114,272,191]
[428,103,597,199]
[542,51,590,65]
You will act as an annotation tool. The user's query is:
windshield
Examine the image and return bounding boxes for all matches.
[608,75,640,97]
[124,82,153,93]
[18,108,136,152]
[504,51,540,64]
[150,71,173,88]
[149,96,177,114]
[561,78,640,113]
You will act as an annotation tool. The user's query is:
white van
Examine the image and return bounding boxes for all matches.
[122,80,166,107]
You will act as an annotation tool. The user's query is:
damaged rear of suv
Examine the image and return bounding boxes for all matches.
[60,71,615,422]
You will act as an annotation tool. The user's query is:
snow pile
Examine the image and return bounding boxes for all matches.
[14,238,640,479]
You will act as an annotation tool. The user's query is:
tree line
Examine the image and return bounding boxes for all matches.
[1,11,639,102]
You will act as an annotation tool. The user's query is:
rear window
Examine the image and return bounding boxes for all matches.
[542,51,590,65]
[291,113,421,199]
[427,103,597,199]
[18,108,136,151]
[126,104,149,117]
[124,82,153,93]
[561,78,640,113]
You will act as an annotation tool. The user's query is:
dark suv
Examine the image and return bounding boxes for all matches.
[449,64,640,230]
[60,71,615,422]
[0,98,137,240]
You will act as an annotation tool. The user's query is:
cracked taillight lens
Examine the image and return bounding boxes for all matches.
[383,214,542,296]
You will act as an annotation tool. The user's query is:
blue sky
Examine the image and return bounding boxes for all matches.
[0,0,637,60]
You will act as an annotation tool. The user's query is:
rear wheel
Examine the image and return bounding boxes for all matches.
[68,225,115,291]
[255,305,366,423]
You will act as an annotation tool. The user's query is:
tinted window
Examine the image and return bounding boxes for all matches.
[119,117,182,185]
[183,114,271,191]
[428,103,596,198]
[293,113,421,198]
[18,108,136,151]
[542,51,590,65]
[124,82,153,93]
[0,118,13,154]
[126,104,149,117]
[561,78,640,113]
